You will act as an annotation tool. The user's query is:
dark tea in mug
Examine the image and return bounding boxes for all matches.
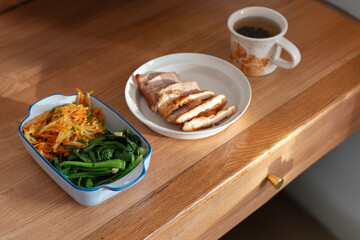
[234,16,281,38]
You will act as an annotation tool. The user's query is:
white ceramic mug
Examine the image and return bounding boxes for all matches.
[228,6,301,76]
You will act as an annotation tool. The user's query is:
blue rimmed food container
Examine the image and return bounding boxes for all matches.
[18,94,152,206]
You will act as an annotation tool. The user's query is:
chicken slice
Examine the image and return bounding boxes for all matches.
[155,81,200,111]
[165,99,203,124]
[196,100,228,118]
[136,72,162,85]
[146,72,181,89]
[175,94,226,124]
[157,90,216,118]
[182,106,237,132]
[136,72,181,111]
[155,81,200,99]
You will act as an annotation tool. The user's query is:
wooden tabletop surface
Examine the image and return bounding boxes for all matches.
[1,0,359,239]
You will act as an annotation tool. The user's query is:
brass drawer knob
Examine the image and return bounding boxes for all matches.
[267,174,284,189]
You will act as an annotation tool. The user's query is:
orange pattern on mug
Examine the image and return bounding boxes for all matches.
[231,42,269,76]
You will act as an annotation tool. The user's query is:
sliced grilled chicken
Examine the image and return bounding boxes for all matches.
[145,72,181,89]
[182,106,237,132]
[196,100,227,118]
[155,81,200,111]
[136,71,236,132]
[157,90,216,118]
[155,81,200,99]
[165,99,203,124]
[136,72,161,84]
[136,72,181,111]
[175,94,226,124]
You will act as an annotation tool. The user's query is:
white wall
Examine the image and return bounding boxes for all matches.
[286,130,360,240]
[324,0,360,19]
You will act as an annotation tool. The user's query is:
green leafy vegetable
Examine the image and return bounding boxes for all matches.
[50,129,148,188]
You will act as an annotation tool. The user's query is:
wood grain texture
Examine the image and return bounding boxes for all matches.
[0,0,28,12]
[0,0,359,239]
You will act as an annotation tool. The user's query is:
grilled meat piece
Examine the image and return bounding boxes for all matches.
[196,100,227,118]
[157,90,216,118]
[165,99,203,124]
[155,81,200,111]
[175,94,226,124]
[182,106,237,132]
[143,72,181,89]
[155,81,200,99]
[136,72,181,111]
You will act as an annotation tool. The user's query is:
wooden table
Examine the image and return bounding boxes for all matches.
[1,0,359,239]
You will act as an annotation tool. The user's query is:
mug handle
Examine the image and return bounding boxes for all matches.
[272,38,301,69]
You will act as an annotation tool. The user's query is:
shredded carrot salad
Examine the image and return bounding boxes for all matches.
[22,89,105,161]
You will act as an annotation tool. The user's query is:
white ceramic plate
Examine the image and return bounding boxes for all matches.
[125,53,252,139]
